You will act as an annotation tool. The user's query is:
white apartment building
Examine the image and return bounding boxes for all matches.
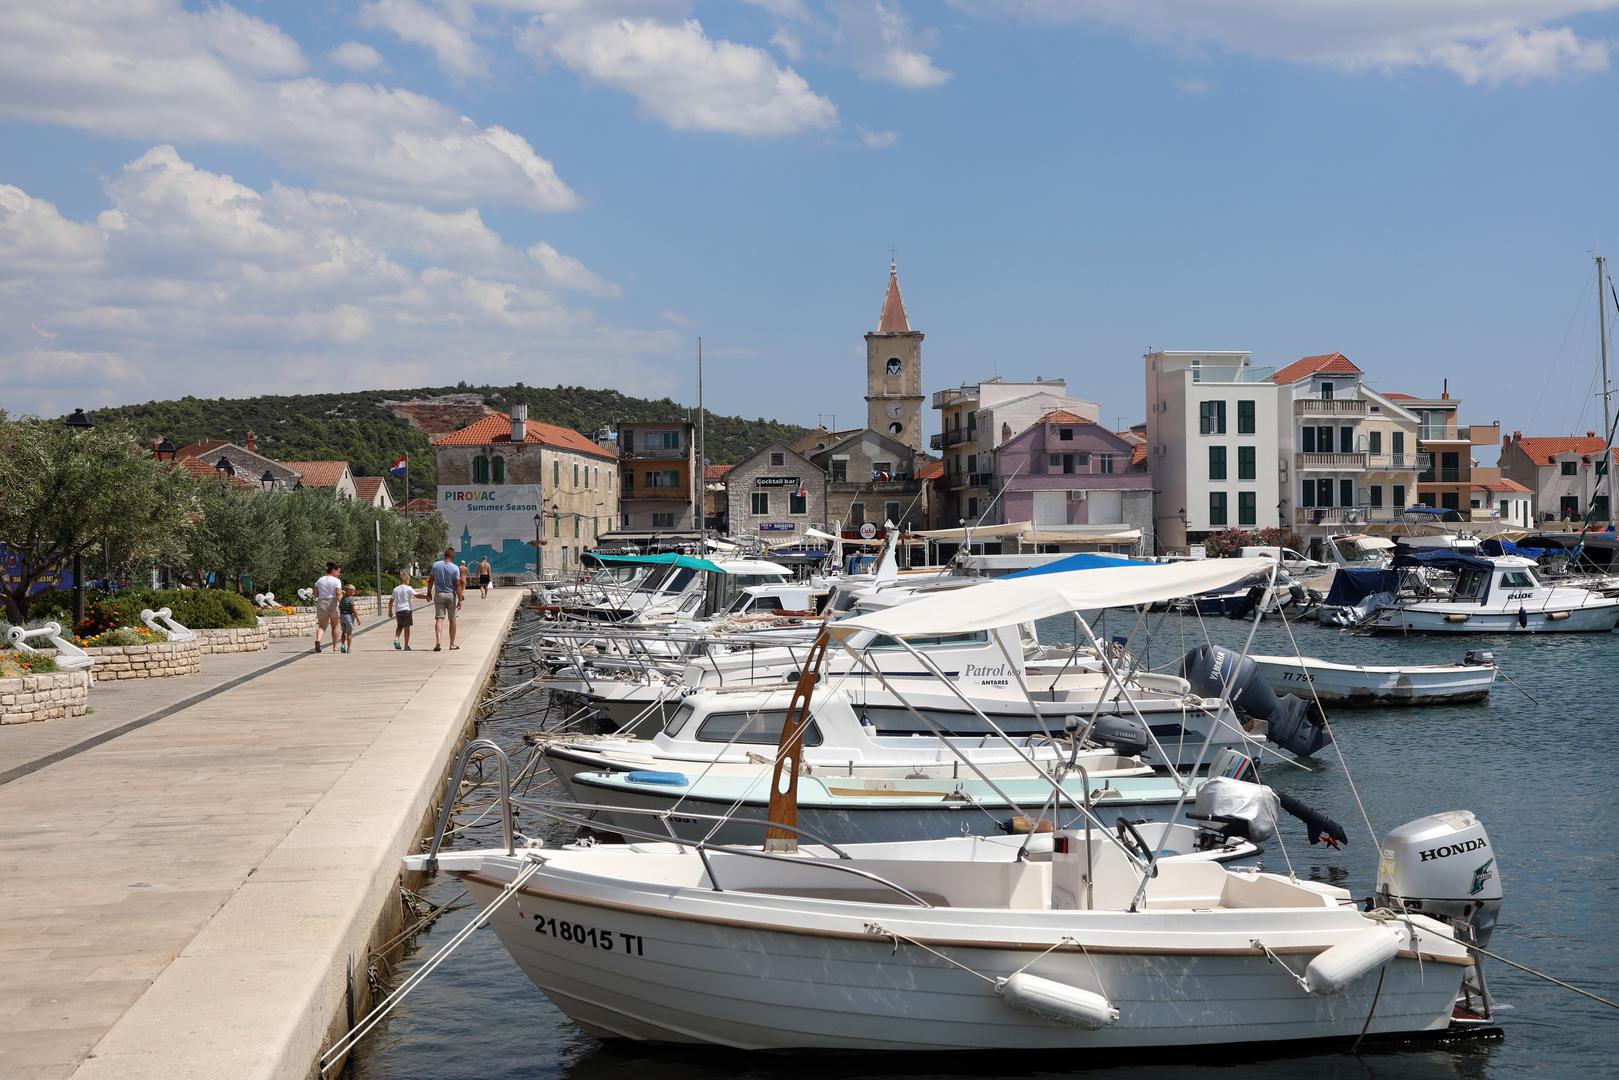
[1144,351,1280,551]
[932,377,1099,524]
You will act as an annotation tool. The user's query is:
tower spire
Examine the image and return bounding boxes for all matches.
[877,260,910,333]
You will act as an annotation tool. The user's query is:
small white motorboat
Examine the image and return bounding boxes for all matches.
[1248,651,1498,707]
[1367,552,1619,634]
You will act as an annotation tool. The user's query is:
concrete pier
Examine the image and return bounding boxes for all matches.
[0,590,523,1080]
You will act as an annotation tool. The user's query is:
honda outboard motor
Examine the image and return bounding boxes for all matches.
[1179,644,1333,758]
[1376,811,1502,948]
[1085,714,1149,758]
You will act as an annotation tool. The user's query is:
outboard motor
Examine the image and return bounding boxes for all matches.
[1180,644,1333,758]
[1085,714,1149,758]
[1227,584,1268,621]
[1376,811,1502,947]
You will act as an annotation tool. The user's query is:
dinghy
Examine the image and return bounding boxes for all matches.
[1249,651,1498,706]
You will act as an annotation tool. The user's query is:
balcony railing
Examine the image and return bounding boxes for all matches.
[1419,424,1463,441]
[1365,453,1431,471]
[619,445,688,460]
[1418,467,1465,483]
[933,387,979,408]
[930,428,973,450]
[1295,451,1368,471]
[1294,505,1404,526]
[1294,398,1368,417]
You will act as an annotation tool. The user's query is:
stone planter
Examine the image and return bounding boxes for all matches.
[1,669,93,724]
[197,625,271,655]
[260,609,317,638]
[82,639,203,681]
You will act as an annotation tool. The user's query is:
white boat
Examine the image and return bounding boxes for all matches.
[1368,552,1619,634]
[1249,652,1498,706]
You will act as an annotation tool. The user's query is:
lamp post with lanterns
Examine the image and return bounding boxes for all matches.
[532,512,544,579]
[63,409,94,626]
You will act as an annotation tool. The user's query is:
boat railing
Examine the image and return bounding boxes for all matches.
[506,796,935,909]
[425,739,514,871]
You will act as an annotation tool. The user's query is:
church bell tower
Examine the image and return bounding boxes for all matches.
[865,261,924,453]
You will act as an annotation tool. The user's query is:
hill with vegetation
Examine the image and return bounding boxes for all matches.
[80,384,812,498]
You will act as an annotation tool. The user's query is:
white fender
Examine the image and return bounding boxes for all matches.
[996,972,1118,1028]
[1303,924,1404,995]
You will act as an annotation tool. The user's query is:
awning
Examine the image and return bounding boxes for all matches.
[1005,553,1153,578]
[591,552,724,573]
[1023,527,1141,546]
[830,558,1278,638]
[911,521,1033,541]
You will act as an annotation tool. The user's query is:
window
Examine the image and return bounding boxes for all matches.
[1594,495,1611,522]
[695,711,824,747]
[1049,454,1061,469]
[1393,484,1406,508]
[849,502,865,526]
[751,492,769,515]
[472,454,490,483]
[1301,427,1316,453]
[1099,454,1115,475]
[1238,491,1256,526]
[652,512,675,528]
[1370,485,1383,508]
[1198,400,1226,435]
[831,458,847,481]
[573,463,579,487]
[491,455,505,484]
[770,451,785,467]
[1237,446,1255,481]
[1319,381,1334,400]
[1393,431,1405,457]
[873,460,892,478]
[657,430,681,450]
[1339,427,1354,453]
[1059,427,1074,441]
[647,469,680,489]
[966,454,977,473]
[1299,480,1315,508]
[1499,570,1536,589]
[1560,495,1580,519]
[1340,479,1354,508]
[1208,492,1228,526]
[573,516,580,538]
[1317,478,1333,506]
[789,491,807,515]
[967,497,979,518]
[967,411,977,431]
[1368,431,1382,455]
[593,467,599,487]
[553,514,561,537]
[1208,445,1227,480]
[884,501,901,526]
[1598,459,1609,477]
[620,430,633,452]
[886,357,902,376]
[1561,460,1578,476]
[1237,400,1256,434]
[553,460,560,487]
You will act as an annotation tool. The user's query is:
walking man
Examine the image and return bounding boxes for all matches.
[478,556,492,598]
[430,547,463,651]
[389,571,421,650]
[313,562,342,654]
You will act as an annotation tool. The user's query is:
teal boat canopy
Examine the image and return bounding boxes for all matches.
[590,552,726,573]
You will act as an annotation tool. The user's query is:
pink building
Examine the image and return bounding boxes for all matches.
[992,410,1153,552]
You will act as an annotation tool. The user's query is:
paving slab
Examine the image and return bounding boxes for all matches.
[0,590,522,1080]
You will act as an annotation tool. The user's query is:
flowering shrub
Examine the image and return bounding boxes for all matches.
[258,605,299,617]
[1,652,59,676]
[76,626,164,648]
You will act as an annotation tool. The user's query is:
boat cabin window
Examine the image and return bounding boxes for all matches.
[636,566,697,594]
[1452,569,1487,599]
[1499,569,1537,588]
[695,711,824,747]
[827,590,862,614]
[664,702,698,736]
[867,631,989,649]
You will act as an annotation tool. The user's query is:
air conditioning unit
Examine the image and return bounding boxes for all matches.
[1068,490,1087,502]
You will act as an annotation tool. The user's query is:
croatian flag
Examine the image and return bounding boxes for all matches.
[795,479,807,499]
[389,455,408,477]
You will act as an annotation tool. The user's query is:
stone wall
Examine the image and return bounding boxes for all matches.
[85,639,202,681]
[260,599,385,639]
[197,625,271,654]
[0,669,92,724]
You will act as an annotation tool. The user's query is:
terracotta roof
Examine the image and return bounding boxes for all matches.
[174,456,258,490]
[281,460,351,488]
[1509,436,1619,467]
[1270,352,1362,385]
[431,412,617,460]
[1131,443,1149,468]
[397,497,438,513]
[176,438,229,459]
[352,476,388,502]
[1383,392,1418,401]
[917,460,945,481]
[876,263,910,333]
[703,464,733,481]
[1472,477,1532,494]
[1043,410,1095,425]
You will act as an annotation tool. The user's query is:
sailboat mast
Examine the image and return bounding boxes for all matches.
[1600,255,1613,527]
[696,336,705,542]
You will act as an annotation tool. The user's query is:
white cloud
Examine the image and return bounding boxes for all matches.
[658,308,694,327]
[0,148,674,416]
[829,1,952,88]
[953,1,1616,85]
[517,12,837,135]
[770,27,805,61]
[330,41,386,71]
[360,0,486,78]
[0,1,578,211]
[859,127,899,148]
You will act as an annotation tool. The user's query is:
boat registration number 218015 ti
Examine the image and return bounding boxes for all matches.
[524,910,646,956]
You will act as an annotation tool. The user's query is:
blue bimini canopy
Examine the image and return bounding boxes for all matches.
[590,552,725,573]
[1391,550,1493,574]
[1324,567,1400,606]
[1005,553,1156,579]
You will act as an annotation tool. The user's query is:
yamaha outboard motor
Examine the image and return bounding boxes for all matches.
[1180,644,1332,758]
[1085,714,1149,758]
[1376,811,1502,948]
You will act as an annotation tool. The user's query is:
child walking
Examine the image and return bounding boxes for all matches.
[389,572,421,650]
[339,584,361,653]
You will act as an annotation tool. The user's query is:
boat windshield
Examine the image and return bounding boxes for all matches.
[867,631,989,649]
[694,710,824,746]
[1499,568,1538,588]
[635,566,698,594]
[1453,568,1488,599]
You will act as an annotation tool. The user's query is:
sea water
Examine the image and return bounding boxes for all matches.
[351,611,1619,1080]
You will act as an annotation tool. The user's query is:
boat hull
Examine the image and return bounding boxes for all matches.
[454,864,1466,1052]
[1249,656,1497,706]
[1369,603,1619,634]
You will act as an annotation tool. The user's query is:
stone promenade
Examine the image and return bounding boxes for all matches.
[0,589,523,1080]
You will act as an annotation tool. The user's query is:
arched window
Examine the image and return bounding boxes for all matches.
[492,455,506,484]
[472,454,490,483]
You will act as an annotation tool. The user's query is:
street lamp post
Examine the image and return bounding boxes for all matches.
[533,512,544,580]
[260,470,276,491]
[64,409,94,626]
[215,456,235,477]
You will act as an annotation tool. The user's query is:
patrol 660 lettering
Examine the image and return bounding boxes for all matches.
[530,911,645,956]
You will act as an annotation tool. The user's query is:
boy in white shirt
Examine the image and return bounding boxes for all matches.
[389,571,423,651]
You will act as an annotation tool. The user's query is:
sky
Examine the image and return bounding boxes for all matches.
[4,1,1619,451]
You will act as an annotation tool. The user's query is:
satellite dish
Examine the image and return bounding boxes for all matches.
[859,522,877,540]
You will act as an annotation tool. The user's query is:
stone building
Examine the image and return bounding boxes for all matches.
[809,428,924,532]
[725,443,827,540]
[433,405,619,574]
[866,263,925,454]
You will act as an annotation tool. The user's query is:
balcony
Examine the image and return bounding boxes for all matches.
[619,445,688,460]
[1417,467,1465,484]
[945,471,993,491]
[929,428,974,450]
[933,387,979,408]
[832,475,917,494]
[1365,453,1431,471]
[1295,451,1368,471]
[1294,397,1368,418]
[1418,423,1466,441]
[1293,505,1407,527]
